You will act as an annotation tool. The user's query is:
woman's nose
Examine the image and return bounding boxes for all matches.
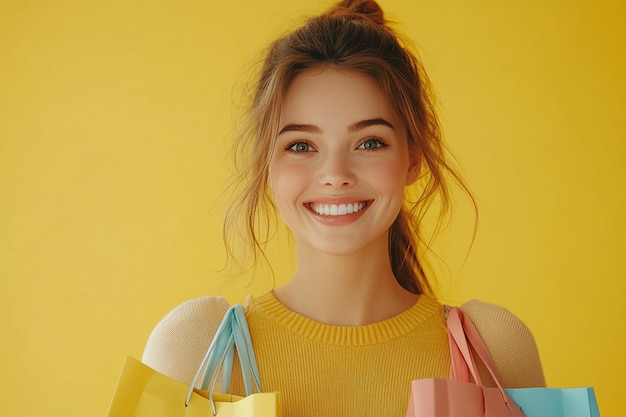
[318,153,356,188]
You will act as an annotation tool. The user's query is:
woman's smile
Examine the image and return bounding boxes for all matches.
[308,201,369,217]
[304,199,373,226]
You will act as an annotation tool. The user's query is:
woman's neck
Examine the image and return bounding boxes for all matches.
[273,246,419,326]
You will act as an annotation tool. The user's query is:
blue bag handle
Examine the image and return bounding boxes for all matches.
[205,305,260,397]
[185,305,262,414]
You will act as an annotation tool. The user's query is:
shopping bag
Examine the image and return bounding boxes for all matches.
[504,387,600,417]
[406,307,524,417]
[106,357,280,417]
[406,378,523,417]
[106,305,281,417]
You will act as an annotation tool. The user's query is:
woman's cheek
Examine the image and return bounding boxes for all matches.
[270,160,311,205]
[365,158,409,189]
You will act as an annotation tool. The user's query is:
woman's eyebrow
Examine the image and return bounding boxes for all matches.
[278,118,394,136]
[278,123,321,135]
[348,118,395,132]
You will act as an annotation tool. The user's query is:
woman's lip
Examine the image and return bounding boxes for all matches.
[303,197,373,205]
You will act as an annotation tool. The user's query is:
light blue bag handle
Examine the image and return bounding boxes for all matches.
[185,305,262,414]
[205,305,260,397]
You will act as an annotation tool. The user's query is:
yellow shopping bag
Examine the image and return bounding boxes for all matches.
[107,305,281,417]
[106,357,281,417]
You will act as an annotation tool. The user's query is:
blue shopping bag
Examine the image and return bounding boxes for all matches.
[505,387,600,417]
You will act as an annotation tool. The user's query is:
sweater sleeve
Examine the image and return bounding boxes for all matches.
[460,300,546,388]
[142,296,230,386]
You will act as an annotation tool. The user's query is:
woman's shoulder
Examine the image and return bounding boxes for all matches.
[142,296,230,385]
[460,299,546,388]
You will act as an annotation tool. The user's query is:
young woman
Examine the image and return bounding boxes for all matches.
[142,1,545,415]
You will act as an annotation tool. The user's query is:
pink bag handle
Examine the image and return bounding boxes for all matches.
[445,306,525,417]
[447,308,477,384]
[447,306,501,385]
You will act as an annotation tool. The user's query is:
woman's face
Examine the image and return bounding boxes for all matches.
[269,68,418,256]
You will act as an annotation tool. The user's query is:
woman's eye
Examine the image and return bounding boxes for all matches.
[288,142,314,153]
[358,138,386,150]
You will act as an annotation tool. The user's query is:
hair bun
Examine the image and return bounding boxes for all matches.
[327,0,386,26]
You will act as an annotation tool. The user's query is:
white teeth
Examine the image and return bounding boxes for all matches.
[311,202,366,216]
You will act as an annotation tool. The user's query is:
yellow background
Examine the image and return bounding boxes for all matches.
[1,1,624,416]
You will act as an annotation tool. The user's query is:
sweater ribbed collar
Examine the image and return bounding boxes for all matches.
[248,291,443,346]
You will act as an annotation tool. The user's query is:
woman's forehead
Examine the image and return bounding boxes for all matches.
[278,68,401,132]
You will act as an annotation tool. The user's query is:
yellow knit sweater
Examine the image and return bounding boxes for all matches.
[143,293,545,417]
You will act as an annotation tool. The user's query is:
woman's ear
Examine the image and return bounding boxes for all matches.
[405,153,420,185]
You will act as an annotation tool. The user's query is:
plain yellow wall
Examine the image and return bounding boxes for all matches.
[1,1,624,416]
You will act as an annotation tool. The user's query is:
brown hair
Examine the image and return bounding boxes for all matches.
[224,0,476,296]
